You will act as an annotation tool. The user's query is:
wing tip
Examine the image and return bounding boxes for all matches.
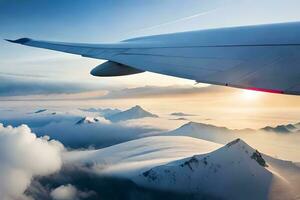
[5,38,31,44]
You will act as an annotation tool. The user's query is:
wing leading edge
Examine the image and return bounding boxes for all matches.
[6,22,300,95]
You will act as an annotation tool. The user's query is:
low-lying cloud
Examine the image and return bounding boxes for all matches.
[50,184,94,200]
[0,113,80,128]
[34,120,160,149]
[0,124,63,200]
[0,110,161,149]
[0,75,98,96]
[101,85,228,99]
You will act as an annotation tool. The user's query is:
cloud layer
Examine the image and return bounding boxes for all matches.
[0,75,98,96]
[0,110,161,149]
[101,85,226,99]
[35,119,160,149]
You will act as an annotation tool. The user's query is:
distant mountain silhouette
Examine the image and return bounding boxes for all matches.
[34,109,47,114]
[106,105,158,122]
[165,121,237,144]
[170,112,196,117]
[261,123,299,133]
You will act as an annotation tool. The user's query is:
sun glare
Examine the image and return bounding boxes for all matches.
[241,89,260,100]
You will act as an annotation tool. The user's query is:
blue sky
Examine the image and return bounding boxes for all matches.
[1,0,300,95]
[0,0,226,42]
[1,0,300,42]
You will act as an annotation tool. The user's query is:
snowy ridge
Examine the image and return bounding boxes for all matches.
[63,136,221,176]
[135,139,288,200]
[165,121,237,144]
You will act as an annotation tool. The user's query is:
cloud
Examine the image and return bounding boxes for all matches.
[0,124,63,200]
[50,184,93,200]
[101,85,228,99]
[30,165,187,200]
[34,119,161,149]
[0,75,99,96]
[0,111,161,149]
[0,112,81,128]
[170,117,188,121]
[170,112,197,117]
[0,72,232,99]
[51,184,77,200]
[79,108,122,117]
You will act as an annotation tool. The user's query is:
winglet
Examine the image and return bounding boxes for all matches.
[5,38,31,44]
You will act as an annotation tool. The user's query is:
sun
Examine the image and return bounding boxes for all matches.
[241,89,261,100]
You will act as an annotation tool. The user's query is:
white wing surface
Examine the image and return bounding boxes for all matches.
[7,22,300,95]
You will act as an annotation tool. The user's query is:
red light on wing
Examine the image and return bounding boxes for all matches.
[247,87,284,94]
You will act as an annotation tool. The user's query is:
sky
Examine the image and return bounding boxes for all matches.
[1,2,300,199]
[1,0,300,128]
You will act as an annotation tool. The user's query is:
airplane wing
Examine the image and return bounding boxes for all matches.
[6,22,300,95]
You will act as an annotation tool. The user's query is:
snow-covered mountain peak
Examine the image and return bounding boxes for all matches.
[225,138,249,149]
[127,105,154,116]
[137,139,271,198]
[175,138,268,175]
[131,105,143,110]
[224,138,268,167]
[105,105,158,122]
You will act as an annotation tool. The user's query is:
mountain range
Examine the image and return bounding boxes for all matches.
[261,123,300,133]
[78,106,300,135]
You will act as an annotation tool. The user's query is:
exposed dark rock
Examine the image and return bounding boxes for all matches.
[251,150,268,167]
